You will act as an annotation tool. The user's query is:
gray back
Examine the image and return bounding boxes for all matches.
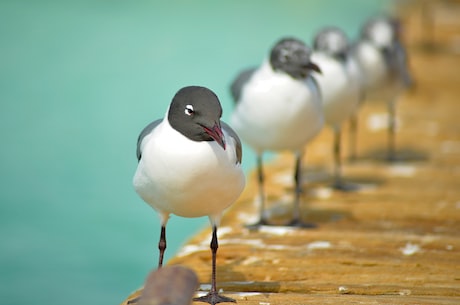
[230,67,257,103]
[222,121,243,164]
[136,119,162,161]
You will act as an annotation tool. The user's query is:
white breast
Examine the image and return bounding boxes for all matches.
[353,42,387,94]
[133,119,245,219]
[352,42,404,102]
[231,61,324,153]
[311,52,361,127]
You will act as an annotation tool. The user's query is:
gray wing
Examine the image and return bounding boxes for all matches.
[230,67,257,103]
[383,42,413,89]
[136,119,162,161]
[221,121,242,164]
[394,41,413,88]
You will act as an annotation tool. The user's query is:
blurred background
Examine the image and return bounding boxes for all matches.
[0,1,393,305]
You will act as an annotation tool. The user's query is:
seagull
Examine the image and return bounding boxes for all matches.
[311,27,363,190]
[351,15,413,161]
[230,37,323,228]
[133,86,245,305]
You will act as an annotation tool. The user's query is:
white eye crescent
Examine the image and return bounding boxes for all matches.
[185,104,194,116]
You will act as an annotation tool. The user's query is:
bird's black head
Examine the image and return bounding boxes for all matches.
[270,37,321,79]
[313,27,350,61]
[168,86,226,149]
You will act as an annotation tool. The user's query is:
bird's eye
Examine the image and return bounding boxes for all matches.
[185,104,194,116]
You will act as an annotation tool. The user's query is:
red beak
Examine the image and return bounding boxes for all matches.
[203,122,226,150]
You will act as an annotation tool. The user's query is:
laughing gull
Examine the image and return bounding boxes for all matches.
[311,27,363,190]
[230,37,323,228]
[133,86,245,305]
[351,15,413,161]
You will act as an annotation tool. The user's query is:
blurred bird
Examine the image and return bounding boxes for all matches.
[311,26,363,190]
[351,15,413,161]
[230,37,323,228]
[133,86,245,305]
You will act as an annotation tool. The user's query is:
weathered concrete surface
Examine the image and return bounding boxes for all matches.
[121,2,460,304]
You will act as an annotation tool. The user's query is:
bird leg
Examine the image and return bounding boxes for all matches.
[126,227,168,305]
[348,113,358,161]
[246,155,270,228]
[387,98,397,162]
[293,153,303,222]
[333,127,343,189]
[193,226,235,305]
[286,152,316,228]
[157,225,166,268]
[332,127,360,192]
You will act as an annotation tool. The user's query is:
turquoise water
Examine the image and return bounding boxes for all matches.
[0,1,389,305]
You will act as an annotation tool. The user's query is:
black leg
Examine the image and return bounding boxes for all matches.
[128,226,168,304]
[193,226,236,305]
[332,128,361,192]
[387,99,397,162]
[333,127,343,188]
[158,225,166,268]
[286,152,316,228]
[292,153,302,222]
[349,113,358,161]
[246,154,270,228]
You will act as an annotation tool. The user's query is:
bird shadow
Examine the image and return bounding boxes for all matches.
[300,206,354,225]
[260,194,355,228]
[195,254,282,296]
[302,164,386,193]
[351,146,429,164]
[415,41,460,56]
